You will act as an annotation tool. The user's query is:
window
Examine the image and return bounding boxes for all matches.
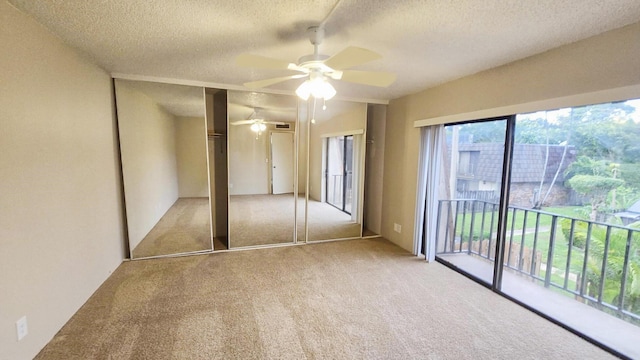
[325,135,354,214]
[426,98,640,359]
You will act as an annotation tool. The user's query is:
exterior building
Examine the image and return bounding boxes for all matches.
[615,199,640,225]
[454,143,576,207]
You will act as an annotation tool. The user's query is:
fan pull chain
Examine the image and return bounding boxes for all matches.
[311,97,317,124]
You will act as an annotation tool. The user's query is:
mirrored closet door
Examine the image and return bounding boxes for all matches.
[305,100,367,241]
[115,80,214,259]
[226,91,300,248]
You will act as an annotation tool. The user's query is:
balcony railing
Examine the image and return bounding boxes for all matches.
[435,199,640,324]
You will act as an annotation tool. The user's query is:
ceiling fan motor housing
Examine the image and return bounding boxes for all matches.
[307,26,324,45]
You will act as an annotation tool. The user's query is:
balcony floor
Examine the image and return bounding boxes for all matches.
[438,253,640,359]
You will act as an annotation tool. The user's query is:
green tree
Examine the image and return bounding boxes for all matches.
[582,222,640,318]
[454,121,506,143]
[567,175,624,221]
[515,116,564,145]
[565,156,609,178]
[618,162,640,191]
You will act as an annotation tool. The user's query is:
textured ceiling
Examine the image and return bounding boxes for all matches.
[228,91,298,122]
[116,80,205,117]
[10,0,640,102]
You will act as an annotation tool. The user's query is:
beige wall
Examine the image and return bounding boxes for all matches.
[364,105,387,235]
[382,22,640,252]
[228,124,270,195]
[115,82,179,251]
[176,116,209,198]
[0,2,125,359]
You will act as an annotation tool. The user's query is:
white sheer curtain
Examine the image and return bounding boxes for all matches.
[413,125,445,261]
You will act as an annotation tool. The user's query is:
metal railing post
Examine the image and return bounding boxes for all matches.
[469,200,477,254]
[598,226,612,304]
[563,219,576,290]
[544,216,558,288]
[488,203,497,261]
[618,229,633,313]
[452,201,460,253]
[507,208,517,268]
[530,212,541,276]
[479,202,488,258]
[580,222,593,297]
[519,210,528,271]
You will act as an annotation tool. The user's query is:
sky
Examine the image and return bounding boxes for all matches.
[518,97,640,123]
[626,98,640,122]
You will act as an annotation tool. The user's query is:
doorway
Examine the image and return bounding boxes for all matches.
[325,135,354,214]
[271,132,294,194]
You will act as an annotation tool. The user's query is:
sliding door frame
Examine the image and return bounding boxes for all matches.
[427,114,627,359]
[491,115,516,289]
[426,115,514,288]
[325,135,354,215]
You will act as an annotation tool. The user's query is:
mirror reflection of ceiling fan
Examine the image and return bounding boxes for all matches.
[230,108,285,136]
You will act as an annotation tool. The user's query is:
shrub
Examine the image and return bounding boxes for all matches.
[560,218,588,249]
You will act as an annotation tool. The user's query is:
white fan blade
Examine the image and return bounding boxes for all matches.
[244,74,306,89]
[324,46,382,70]
[339,70,396,87]
[264,121,286,125]
[236,54,297,70]
[230,120,255,126]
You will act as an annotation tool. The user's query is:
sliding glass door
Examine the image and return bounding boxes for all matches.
[499,103,640,357]
[326,135,353,214]
[428,98,640,359]
[435,119,508,286]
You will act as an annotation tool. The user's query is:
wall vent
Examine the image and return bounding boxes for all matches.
[275,124,291,129]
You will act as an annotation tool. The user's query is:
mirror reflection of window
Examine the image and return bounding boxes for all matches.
[307,101,367,241]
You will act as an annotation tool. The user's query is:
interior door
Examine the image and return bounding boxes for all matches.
[271,132,294,194]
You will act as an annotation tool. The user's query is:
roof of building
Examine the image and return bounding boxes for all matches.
[628,199,640,213]
[457,143,576,183]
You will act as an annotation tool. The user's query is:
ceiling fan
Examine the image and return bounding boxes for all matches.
[230,108,285,134]
[236,26,396,100]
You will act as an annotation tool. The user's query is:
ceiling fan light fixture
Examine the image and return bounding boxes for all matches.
[250,123,267,132]
[314,79,336,100]
[295,80,312,100]
[295,77,336,101]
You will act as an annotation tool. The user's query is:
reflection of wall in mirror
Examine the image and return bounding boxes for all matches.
[229,123,295,196]
[116,83,178,250]
[176,117,208,197]
[229,123,269,195]
[116,82,208,250]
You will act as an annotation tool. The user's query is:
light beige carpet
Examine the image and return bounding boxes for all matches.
[307,198,361,240]
[229,194,296,247]
[229,194,361,248]
[36,238,613,360]
[132,197,212,258]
